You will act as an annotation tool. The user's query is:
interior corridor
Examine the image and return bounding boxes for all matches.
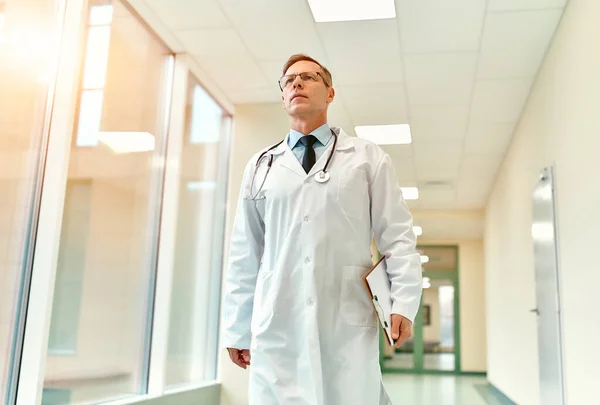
[383,375,507,405]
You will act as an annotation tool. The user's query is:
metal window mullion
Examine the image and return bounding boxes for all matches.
[146,54,189,396]
[15,0,90,404]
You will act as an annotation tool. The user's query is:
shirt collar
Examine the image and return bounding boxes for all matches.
[288,123,332,149]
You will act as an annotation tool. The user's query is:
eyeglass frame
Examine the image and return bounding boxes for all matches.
[278,71,330,92]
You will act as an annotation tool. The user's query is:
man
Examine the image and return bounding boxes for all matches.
[221,54,422,405]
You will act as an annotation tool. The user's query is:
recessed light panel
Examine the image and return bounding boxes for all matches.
[355,124,412,145]
[308,0,396,23]
[401,187,419,200]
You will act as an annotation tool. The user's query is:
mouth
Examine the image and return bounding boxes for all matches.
[291,94,307,102]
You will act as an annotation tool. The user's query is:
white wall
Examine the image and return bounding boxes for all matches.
[484,0,600,404]
[418,239,487,372]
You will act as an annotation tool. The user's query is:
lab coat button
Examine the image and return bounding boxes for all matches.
[305,257,310,263]
[304,216,309,222]
[307,298,314,306]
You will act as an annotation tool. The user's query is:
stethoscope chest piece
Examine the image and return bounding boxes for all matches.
[315,170,330,183]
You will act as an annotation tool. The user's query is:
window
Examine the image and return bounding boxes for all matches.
[165,76,231,388]
[0,0,63,401]
[42,0,173,403]
[0,4,5,35]
[47,182,92,354]
[75,1,113,147]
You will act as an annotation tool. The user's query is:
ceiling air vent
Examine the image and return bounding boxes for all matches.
[422,180,453,188]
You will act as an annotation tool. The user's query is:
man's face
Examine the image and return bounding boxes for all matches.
[281,60,335,118]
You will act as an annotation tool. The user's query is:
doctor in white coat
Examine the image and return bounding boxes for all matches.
[221,54,422,405]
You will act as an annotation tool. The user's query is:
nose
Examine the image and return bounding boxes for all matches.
[293,76,304,89]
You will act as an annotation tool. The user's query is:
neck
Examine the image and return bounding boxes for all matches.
[289,114,327,136]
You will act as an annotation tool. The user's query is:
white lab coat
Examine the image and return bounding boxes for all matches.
[221,127,422,405]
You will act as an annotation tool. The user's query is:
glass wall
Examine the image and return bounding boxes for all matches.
[42,0,173,403]
[0,0,231,403]
[165,75,231,388]
[0,0,63,401]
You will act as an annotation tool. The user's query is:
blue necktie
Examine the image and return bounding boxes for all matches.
[300,135,317,174]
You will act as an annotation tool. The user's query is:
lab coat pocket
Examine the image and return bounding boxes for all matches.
[341,266,378,328]
[336,171,367,220]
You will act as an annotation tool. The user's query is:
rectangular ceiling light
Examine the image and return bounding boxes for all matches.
[308,0,396,23]
[355,124,411,145]
[401,187,419,200]
[187,181,217,191]
[98,132,155,154]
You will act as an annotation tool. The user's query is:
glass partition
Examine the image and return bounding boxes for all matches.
[165,74,231,389]
[42,0,173,403]
[0,0,63,401]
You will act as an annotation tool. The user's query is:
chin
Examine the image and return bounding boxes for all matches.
[287,106,309,116]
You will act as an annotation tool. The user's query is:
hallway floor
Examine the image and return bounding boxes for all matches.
[383,374,503,405]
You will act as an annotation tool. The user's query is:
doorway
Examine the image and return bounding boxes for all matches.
[380,245,461,374]
[531,167,566,405]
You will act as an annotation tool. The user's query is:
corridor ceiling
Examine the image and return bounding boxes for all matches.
[128,0,566,217]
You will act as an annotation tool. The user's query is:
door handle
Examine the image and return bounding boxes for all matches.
[530,308,540,315]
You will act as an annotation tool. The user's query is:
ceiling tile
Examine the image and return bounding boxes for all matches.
[460,153,504,172]
[419,188,456,204]
[337,84,408,126]
[192,54,270,90]
[328,98,355,135]
[389,155,417,183]
[381,144,413,157]
[487,0,566,11]
[176,28,248,57]
[416,166,460,184]
[260,61,286,85]
[228,88,281,104]
[470,79,533,123]
[477,9,563,79]
[405,53,478,105]
[398,0,487,53]
[146,0,230,30]
[455,180,492,201]
[124,0,186,52]
[218,0,328,61]
[410,105,471,123]
[409,105,470,141]
[457,154,503,190]
[316,20,404,86]
[464,122,515,154]
[414,141,462,172]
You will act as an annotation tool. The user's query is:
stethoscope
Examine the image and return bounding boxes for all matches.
[247,129,338,200]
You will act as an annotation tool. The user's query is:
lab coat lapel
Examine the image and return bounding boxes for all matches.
[307,127,354,177]
[276,127,354,179]
[278,142,306,178]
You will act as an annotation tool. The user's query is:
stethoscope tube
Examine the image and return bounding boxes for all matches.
[248,130,338,200]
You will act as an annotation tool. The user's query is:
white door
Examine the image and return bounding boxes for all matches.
[531,167,566,405]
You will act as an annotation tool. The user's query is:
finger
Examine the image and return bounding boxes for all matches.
[394,319,412,348]
[391,315,401,342]
[395,330,409,348]
[242,350,251,365]
[228,349,247,369]
[236,354,248,369]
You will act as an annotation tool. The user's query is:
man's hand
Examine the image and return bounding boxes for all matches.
[391,314,412,348]
[227,348,251,369]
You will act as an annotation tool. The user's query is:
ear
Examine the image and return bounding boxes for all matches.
[327,87,335,104]
[282,93,286,109]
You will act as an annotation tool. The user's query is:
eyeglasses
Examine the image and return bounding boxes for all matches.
[278,71,326,91]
